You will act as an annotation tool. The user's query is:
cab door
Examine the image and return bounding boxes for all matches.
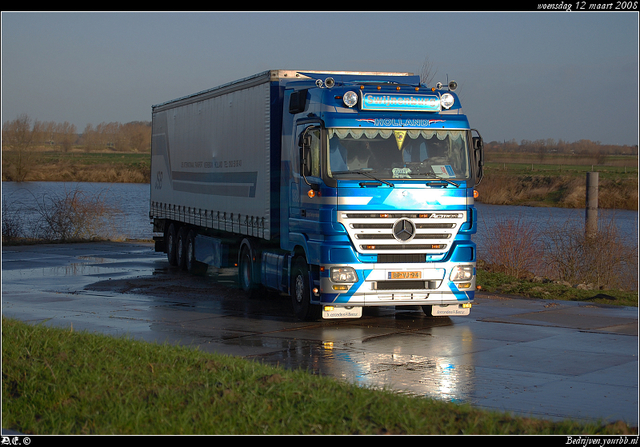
[291,122,322,221]
[290,122,333,265]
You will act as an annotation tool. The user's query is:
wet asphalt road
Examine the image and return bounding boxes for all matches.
[1,241,638,427]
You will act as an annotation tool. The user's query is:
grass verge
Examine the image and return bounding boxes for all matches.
[477,268,638,308]
[2,151,150,183]
[2,317,636,435]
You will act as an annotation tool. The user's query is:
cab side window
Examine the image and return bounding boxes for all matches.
[308,128,321,178]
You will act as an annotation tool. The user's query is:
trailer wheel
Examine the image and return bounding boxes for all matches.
[186,230,207,275]
[176,226,188,270]
[166,223,178,266]
[291,257,320,321]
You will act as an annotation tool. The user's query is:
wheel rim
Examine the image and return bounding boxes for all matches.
[166,225,176,264]
[294,274,305,304]
[240,250,252,290]
[187,239,193,270]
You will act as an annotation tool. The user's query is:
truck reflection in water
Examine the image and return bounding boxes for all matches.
[252,318,477,405]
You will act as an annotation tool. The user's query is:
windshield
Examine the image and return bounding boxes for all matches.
[327,128,471,180]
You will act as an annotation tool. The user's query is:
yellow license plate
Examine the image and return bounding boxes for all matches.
[388,271,421,279]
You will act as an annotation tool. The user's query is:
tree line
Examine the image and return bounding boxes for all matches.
[486,138,638,157]
[4,114,637,158]
[2,114,151,153]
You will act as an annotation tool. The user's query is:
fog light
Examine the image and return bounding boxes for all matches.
[457,283,472,289]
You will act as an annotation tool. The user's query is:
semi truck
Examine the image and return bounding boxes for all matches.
[150,69,484,321]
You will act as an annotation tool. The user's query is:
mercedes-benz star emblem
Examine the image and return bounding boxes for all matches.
[392,218,415,242]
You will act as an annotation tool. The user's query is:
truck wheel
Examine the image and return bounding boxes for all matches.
[238,244,260,298]
[421,305,445,318]
[166,223,178,266]
[176,227,188,270]
[186,230,207,275]
[291,257,320,321]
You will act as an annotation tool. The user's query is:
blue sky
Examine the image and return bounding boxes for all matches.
[2,11,638,146]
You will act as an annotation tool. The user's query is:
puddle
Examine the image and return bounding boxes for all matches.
[77,256,108,263]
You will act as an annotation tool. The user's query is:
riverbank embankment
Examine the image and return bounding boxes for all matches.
[3,150,638,210]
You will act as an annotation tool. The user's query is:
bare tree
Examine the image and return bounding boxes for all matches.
[419,55,438,86]
[80,123,100,151]
[2,114,38,182]
[121,121,151,152]
[56,121,78,152]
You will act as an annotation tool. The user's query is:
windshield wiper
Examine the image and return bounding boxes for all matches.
[424,177,461,187]
[333,170,394,188]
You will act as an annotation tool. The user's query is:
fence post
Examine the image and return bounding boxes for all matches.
[585,172,598,237]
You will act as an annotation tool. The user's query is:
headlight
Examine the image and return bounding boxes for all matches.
[331,267,358,283]
[343,91,358,108]
[450,265,474,281]
[440,93,455,109]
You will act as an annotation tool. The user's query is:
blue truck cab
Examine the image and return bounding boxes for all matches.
[278,72,484,320]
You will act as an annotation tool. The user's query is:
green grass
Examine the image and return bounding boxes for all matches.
[484,162,638,180]
[2,317,636,435]
[483,151,638,182]
[32,151,150,169]
[477,269,638,307]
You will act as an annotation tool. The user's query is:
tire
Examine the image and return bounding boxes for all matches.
[238,245,253,291]
[166,223,178,266]
[238,243,261,298]
[186,230,207,275]
[291,257,321,321]
[176,226,188,270]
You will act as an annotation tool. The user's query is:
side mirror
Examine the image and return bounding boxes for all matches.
[471,129,484,186]
[299,133,312,177]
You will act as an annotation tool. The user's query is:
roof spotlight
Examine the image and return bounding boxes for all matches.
[440,93,455,109]
[343,91,358,108]
[448,80,458,91]
[325,77,335,88]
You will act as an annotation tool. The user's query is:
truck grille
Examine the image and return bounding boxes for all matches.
[377,254,425,263]
[375,280,442,290]
[338,211,466,255]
